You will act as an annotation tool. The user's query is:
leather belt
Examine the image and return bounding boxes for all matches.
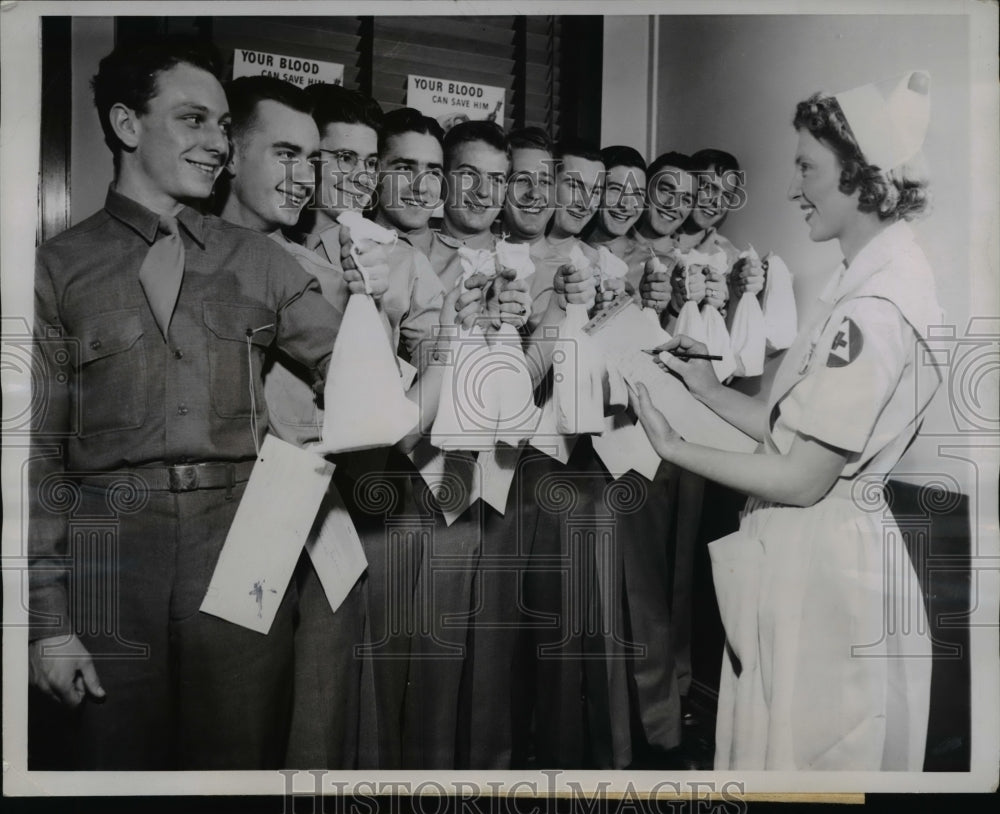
[74,460,256,498]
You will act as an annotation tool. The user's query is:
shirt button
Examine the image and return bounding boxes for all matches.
[173,348,184,359]
[90,340,102,350]
[177,404,188,416]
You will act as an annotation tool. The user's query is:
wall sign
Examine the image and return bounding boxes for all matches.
[233,48,344,88]
[406,74,505,132]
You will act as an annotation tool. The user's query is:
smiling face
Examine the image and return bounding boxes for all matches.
[645,166,696,237]
[316,121,379,216]
[689,166,733,231]
[443,139,509,238]
[503,147,555,241]
[116,62,231,213]
[788,128,860,245]
[550,154,604,239]
[377,130,444,232]
[224,99,319,233]
[598,163,646,237]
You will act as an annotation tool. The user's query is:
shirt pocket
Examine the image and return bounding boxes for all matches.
[76,308,147,437]
[203,301,276,418]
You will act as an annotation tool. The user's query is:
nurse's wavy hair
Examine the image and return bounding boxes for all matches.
[793,93,930,221]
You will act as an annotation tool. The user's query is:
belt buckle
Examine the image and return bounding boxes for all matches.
[168,464,199,492]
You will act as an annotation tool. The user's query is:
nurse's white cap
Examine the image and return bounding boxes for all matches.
[834,70,931,171]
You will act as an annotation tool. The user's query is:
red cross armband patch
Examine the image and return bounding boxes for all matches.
[827,317,863,367]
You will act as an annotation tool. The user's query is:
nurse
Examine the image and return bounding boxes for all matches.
[633,71,941,770]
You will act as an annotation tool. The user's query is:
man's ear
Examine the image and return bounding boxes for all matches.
[109,103,141,151]
[224,147,239,178]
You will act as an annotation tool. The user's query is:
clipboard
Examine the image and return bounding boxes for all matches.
[584,299,757,454]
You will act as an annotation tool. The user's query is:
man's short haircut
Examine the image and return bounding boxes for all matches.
[380,107,445,154]
[91,37,222,168]
[443,120,508,170]
[647,151,696,178]
[690,148,740,175]
[555,137,603,165]
[508,126,554,155]
[225,76,314,149]
[600,145,647,174]
[305,83,384,134]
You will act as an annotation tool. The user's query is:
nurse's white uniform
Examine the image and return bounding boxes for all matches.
[710,220,944,770]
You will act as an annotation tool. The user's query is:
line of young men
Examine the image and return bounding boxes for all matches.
[28,37,765,771]
[208,73,768,771]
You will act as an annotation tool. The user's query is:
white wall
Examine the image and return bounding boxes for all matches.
[654,13,984,493]
[601,16,654,157]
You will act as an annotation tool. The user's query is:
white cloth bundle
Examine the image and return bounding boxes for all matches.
[761,253,797,352]
[640,249,670,326]
[673,253,707,345]
[690,249,737,381]
[596,245,629,288]
[553,245,605,435]
[490,240,541,446]
[430,246,497,450]
[729,245,767,378]
[317,213,419,453]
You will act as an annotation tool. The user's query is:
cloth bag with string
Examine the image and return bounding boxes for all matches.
[690,248,737,381]
[316,211,419,454]
[552,244,606,435]
[729,244,767,378]
[430,245,498,451]
[673,252,708,345]
[593,246,631,412]
[490,239,542,446]
[760,253,797,353]
[640,246,681,329]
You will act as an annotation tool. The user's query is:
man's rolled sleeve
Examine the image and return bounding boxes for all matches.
[399,252,445,370]
[270,248,343,388]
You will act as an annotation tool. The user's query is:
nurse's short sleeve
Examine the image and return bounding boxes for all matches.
[783,297,911,453]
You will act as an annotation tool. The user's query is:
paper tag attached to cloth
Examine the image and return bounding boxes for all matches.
[201,435,334,634]
[591,412,662,480]
[407,440,480,526]
[305,483,369,614]
[528,395,578,463]
[478,444,522,514]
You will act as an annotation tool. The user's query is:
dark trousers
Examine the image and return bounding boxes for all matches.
[402,482,482,769]
[523,441,683,768]
[462,449,548,769]
[31,481,295,770]
[284,541,364,769]
[523,438,634,768]
[333,453,423,770]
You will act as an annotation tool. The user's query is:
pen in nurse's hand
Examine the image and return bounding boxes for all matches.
[642,348,724,362]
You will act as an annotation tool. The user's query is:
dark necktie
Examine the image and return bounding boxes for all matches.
[138,214,185,339]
